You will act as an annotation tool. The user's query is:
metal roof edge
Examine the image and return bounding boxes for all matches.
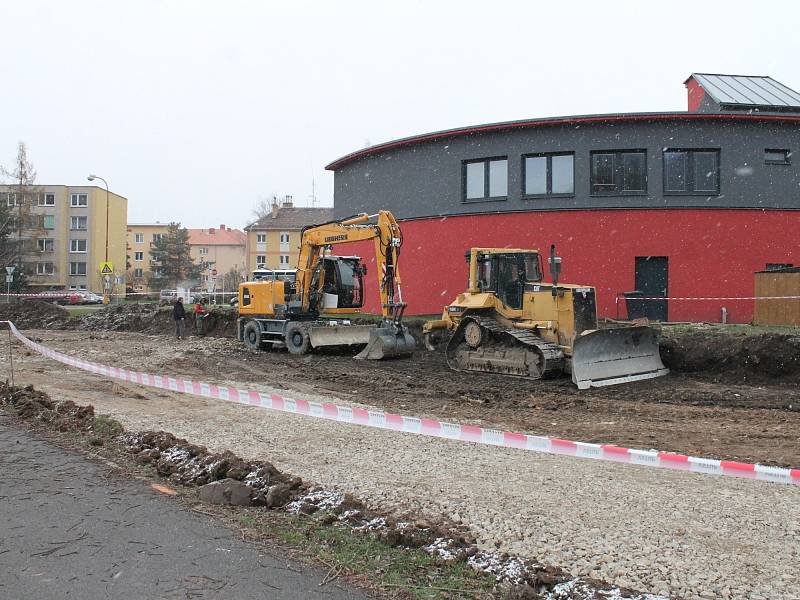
[325,112,800,171]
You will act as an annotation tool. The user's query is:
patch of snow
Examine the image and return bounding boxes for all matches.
[162,447,190,463]
[423,537,462,562]
[285,489,344,514]
[467,552,527,585]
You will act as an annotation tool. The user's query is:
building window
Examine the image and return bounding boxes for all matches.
[36,262,54,275]
[199,247,208,255]
[463,157,508,201]
[43,215,55,230]
[256,255,266,266]
[153,233,163,242]
[70,216,88,230]
[70,193,88,207]
[279,255,290,266]
[4,192,21,207]
[134,251,144,261]
[69,262,87,276]
[256,233,266,243]
[591,150,647,195]
[134,268,143,278]
[523,153,574,197]
[663,149,720,195]
[37,238,54,252]
[135,233,144,243]
[765,149,791,165]
[38,193,55,206]
[280,232,290,243]
[70,239,87,253]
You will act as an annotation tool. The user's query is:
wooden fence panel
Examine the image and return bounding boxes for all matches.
[754,272,800,326]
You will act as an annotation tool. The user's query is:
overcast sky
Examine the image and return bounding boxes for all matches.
[2,0,798,229]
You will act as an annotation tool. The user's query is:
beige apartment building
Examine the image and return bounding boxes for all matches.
[245,198,333,272]
[126,222,245,292]
[126,223,169,291]
[188,225,246,289]
[0,184,127,293]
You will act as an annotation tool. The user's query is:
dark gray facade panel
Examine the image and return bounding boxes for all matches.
[332,119,800,220]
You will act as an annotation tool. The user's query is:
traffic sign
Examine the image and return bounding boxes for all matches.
[5,266,15,275]
[211,268,217,276]
[100,261,114,275]
[5,275,13,283]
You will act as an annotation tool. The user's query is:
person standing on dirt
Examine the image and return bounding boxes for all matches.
[173,297,186,340]
[194,297,209,336]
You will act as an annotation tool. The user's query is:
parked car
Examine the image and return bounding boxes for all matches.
[159,289,178,305]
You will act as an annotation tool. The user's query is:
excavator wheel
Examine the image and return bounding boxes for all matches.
[242,320,262,352]
[285,322,311,355]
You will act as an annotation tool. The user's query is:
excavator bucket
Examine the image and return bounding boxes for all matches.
[354,323,416,360]
[571,326,668,390]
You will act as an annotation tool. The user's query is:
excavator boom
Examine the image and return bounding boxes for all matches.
[237,210,414,360]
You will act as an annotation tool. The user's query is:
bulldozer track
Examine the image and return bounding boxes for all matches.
[446,314,565,379]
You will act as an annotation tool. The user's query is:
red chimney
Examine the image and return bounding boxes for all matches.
[220,224,226,231]
[209,228,215,234]
[685,76,705,112]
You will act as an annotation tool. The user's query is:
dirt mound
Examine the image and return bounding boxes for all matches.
[79,303,165,332]
[0,383,96,432]
[661,330,800,383]
[0,300,72,329]
[79,303,237,338]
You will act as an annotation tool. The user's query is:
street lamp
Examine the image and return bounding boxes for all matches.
[87,174,111,303]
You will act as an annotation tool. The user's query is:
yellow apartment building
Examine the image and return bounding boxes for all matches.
[126,223,169,292]
[244,198,333,273]
[0,184,127,293]
[188,224,246,291]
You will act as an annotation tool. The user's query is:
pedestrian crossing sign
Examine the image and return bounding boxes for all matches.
[100,262,114,274]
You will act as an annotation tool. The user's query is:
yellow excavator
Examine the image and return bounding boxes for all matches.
[422,246,668,389]
[237,211,415,360]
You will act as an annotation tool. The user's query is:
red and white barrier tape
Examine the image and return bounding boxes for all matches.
[615,295,800,301]
[3,321,798,486]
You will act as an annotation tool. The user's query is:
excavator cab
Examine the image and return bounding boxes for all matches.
[319,256,364,311]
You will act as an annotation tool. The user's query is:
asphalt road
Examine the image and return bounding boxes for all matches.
[0,414,372,600]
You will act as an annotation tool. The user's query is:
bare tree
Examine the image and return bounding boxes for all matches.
[251,193,278,221]
[0,142,41,290]
[222,267,244,291]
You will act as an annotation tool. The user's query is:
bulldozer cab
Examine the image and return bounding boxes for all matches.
[474,251,542,310]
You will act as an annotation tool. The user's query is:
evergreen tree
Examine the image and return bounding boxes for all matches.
[148,222,200,288]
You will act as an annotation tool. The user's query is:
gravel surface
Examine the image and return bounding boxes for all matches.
[4,330,800,600]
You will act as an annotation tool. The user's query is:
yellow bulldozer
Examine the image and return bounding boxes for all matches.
[237,211,415,360]
[422,246,668,389]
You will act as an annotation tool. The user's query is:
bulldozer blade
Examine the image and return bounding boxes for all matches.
[308,325,373,348]
[571,326,668,390]
[354,325,416,360]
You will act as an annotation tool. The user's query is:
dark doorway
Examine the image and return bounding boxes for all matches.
[634,256,668,321]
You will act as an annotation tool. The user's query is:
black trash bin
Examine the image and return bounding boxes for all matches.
[623,290,647,320]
